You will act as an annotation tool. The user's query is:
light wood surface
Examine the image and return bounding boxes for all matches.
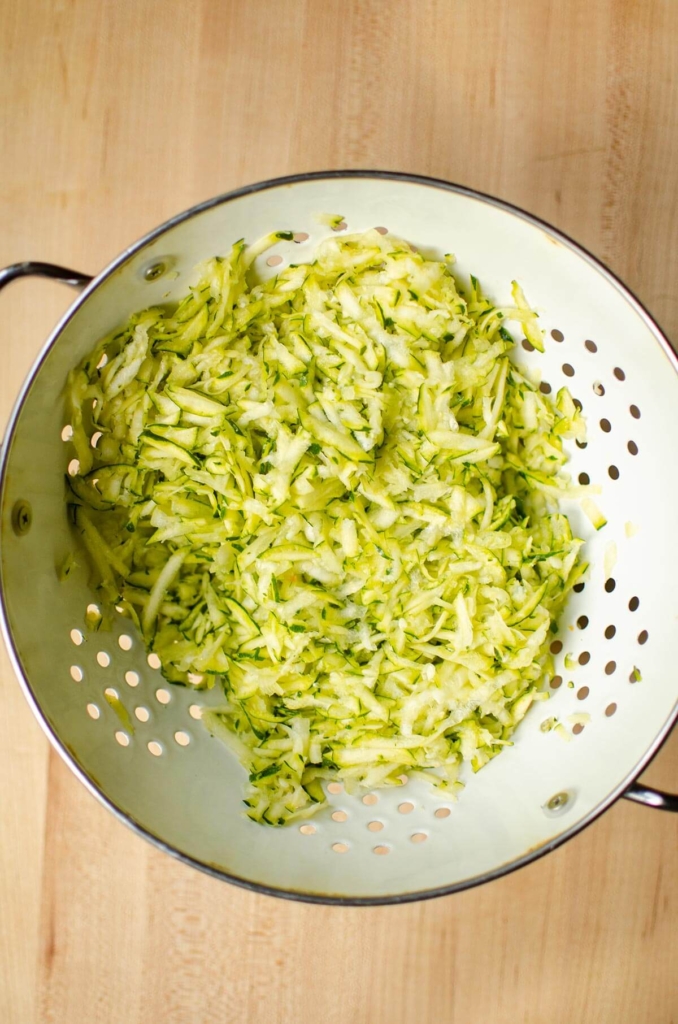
[2,2,677,1022]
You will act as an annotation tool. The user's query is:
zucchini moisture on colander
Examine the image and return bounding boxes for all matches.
[65,228,586,826]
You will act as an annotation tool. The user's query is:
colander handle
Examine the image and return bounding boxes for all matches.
[0,261,92,291]
[623,781,678,812]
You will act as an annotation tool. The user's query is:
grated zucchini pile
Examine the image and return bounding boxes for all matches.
[66,228,586,825]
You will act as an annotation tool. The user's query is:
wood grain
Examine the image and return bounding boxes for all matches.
[1,2,677,1021]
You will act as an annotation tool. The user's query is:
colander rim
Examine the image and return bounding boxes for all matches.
[1,169,677,905]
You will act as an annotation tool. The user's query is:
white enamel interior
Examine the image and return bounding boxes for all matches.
[1,175,677,901]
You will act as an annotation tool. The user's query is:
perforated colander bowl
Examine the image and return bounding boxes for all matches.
[2,172,677,905]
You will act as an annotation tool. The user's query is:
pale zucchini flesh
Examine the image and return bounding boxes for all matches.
[66,229,585,825]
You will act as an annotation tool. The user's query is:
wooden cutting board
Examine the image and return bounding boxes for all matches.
[1,2,676,1021]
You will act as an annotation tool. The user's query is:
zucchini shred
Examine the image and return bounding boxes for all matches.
[66,228,587,826]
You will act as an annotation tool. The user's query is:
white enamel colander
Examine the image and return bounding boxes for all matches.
[1,172,677,905]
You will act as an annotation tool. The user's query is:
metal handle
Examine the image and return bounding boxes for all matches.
[623,781,678,812]
[0,261,92,292]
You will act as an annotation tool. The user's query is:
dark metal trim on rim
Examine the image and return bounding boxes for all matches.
[1,170,676,906]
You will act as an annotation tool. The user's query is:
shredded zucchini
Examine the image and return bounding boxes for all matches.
[66,229,586,825]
